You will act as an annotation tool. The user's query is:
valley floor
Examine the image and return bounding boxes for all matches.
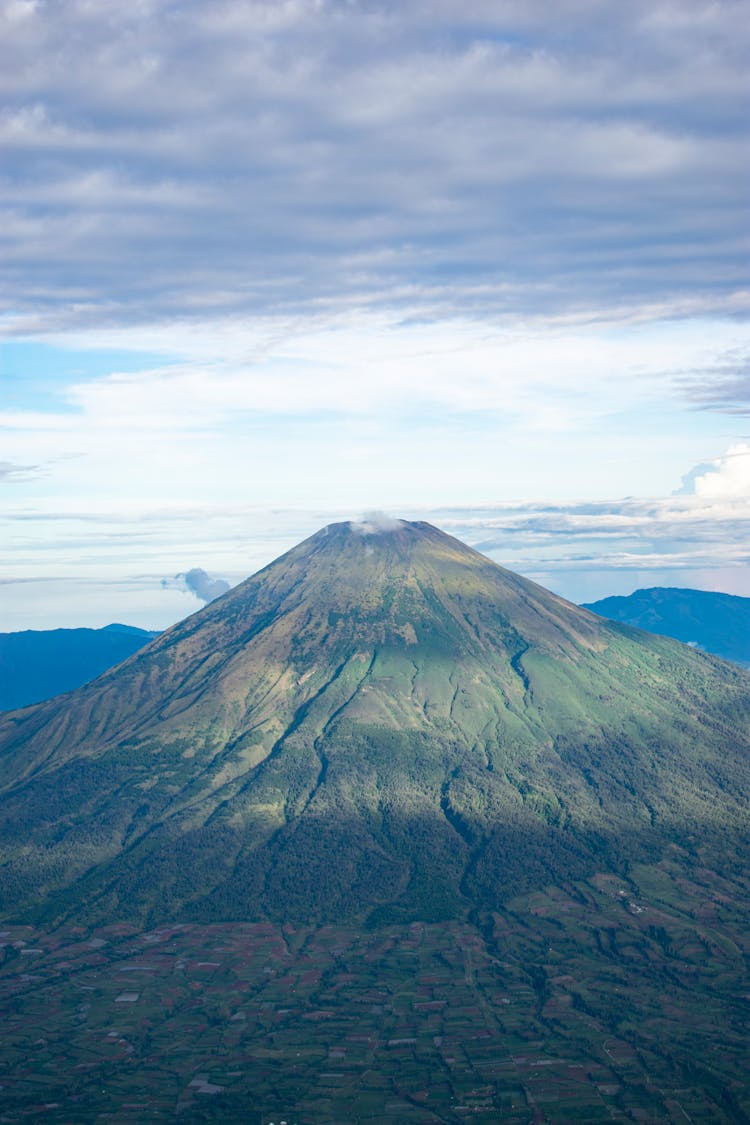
[0,850,748,1123]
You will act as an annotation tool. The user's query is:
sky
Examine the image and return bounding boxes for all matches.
[1,0,749,630]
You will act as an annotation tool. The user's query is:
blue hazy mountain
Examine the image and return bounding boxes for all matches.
[583,587,750,667]
[0,623,159,711]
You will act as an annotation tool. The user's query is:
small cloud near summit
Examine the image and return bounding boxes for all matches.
[351,512,405,535]
[162,568,231,604]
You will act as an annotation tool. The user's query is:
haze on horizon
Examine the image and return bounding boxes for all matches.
[1,0,748,630]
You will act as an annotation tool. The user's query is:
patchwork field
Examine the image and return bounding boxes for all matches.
[1,847,748,1123]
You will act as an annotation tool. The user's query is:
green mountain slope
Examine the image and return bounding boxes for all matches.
[584,585,750,667]
[0,519,748,928]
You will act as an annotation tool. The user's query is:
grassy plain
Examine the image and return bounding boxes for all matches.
[1,846,748,1123]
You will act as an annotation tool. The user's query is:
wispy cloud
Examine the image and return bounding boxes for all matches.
[163,567,231,604]
[679,349,750,415]
[0,459,42,482]
[3,315,748,525]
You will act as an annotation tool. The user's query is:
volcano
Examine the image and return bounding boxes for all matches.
[1,519,749,928]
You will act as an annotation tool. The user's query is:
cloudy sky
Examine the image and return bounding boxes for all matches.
[1,0,749,629]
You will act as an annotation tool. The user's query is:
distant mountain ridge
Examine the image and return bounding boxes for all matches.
[0,624,159,711]
[583,587,750,667]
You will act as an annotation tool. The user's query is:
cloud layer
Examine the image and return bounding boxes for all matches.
[3,449,749,628]
[2,0,748,329]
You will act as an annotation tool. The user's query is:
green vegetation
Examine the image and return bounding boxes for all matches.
[1,848,749,1122]
[1,520,750,1119]
[0,521,748,929]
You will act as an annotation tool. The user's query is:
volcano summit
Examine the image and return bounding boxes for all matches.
[1,519,749,928]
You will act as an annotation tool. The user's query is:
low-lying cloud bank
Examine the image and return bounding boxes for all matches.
[3,447,749,628]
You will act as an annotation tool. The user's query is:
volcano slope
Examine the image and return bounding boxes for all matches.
[3,520,750,1124]
[1,519,748,930]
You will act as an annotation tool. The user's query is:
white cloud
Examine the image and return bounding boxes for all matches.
[352,512,405,534]
[163,567,231,603]
[14,311,750,424]
[2,313,748,533]
[684,443,750,498]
